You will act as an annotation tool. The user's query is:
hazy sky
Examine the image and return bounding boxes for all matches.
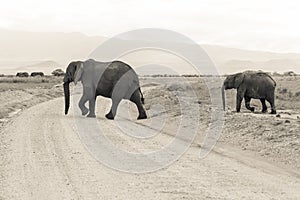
[1,0,299,53]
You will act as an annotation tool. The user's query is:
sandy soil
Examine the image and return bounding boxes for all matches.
[0,76,63,130]
[0,76,299,199]
[142,77,300,171]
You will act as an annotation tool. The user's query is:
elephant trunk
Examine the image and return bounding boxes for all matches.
[63,82,70,115]
[221,85,226,111]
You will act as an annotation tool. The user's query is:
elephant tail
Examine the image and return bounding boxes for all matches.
[268,74,277,87]
[139,87,145,104]
[262,72,277,87]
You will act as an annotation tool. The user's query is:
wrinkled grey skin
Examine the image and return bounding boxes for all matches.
[222,71,277,114]
[63,59,147,120]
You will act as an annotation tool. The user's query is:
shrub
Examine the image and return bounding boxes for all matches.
[278,88,288,94]
[283,71,297,76]
[31,72,44,77]
[52,69,65,76]
[16,72,29,77]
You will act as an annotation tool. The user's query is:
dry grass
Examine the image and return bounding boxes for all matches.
[274,76,300,110]
[0,75,64,121]
[142,76,300,170]
[0,75,299,170]
[0,76,63,92]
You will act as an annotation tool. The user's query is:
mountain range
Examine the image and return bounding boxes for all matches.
[0,28,299,75]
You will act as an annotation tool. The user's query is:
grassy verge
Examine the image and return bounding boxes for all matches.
[0,76,64,125]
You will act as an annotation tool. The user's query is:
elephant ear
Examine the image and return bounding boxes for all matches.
[74,63,83,85]
[234,73,245,88]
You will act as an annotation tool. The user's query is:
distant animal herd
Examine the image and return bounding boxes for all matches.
[15,69,65,77]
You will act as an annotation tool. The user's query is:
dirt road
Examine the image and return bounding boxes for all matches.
[0,97,299,200]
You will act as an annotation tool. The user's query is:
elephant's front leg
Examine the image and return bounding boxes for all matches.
[87,97,96,118]
[78,95,89,116]
[83,87,96,118]
[236,88,245,112]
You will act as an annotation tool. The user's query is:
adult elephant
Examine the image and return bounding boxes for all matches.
[63,59,147,120]
[222,71,277,114]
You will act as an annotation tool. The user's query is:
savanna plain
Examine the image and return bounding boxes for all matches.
[0,74,299,199]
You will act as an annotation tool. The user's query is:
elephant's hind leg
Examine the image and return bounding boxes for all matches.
[245,96,255,112]
[260,99,268,113]
[130,90,147,120]
[105,98,121,120]
[266,95,276,114]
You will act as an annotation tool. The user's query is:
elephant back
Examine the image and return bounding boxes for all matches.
[248,72,276,87]
[96,60,140,98]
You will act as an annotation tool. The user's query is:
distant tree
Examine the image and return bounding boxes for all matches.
[51,69,65,76]
[284,71,296,76]
[31,72,44,77]
[16,72,29,77]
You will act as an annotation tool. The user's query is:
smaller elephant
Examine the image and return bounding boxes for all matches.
[222,71,277,114]
[63,59,147,120]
